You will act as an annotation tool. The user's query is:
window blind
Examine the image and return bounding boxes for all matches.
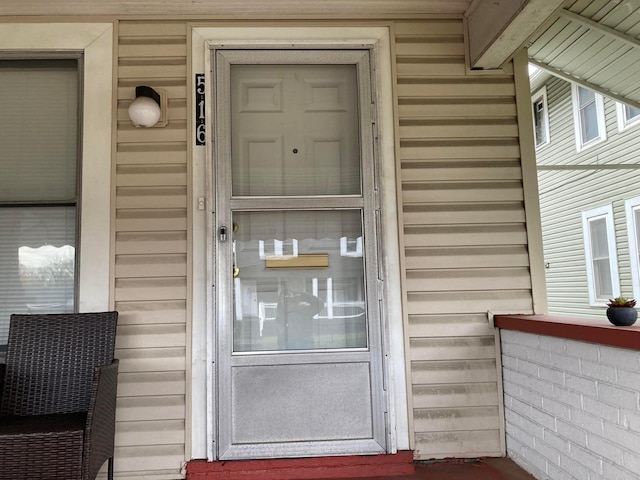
[0,59,78,344]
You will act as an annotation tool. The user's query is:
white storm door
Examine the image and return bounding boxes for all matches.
[214,49,386,460]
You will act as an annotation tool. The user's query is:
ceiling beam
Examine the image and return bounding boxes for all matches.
[559,8,640,50]
[467,0,565,69]
[529,58,640,110]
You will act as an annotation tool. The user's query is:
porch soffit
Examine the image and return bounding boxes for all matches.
[528,0,640,110]
[466,0,566,69]
[0,0,472,16]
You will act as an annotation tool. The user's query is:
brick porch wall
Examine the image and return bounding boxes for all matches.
[500,329,640,480]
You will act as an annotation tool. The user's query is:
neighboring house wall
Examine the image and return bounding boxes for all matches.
[537,76,640,319]
[501,329,640,480]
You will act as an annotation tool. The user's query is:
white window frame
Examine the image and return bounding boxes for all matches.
[572,84,606,152]
[582,205,620,306]
[625,196,640,300]
[616,102,640,132]
[0,24,113,312]
[531,86,550,149]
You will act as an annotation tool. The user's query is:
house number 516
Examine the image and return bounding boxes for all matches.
[195,74,206,146]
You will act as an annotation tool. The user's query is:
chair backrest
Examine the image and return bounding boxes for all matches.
[0,311,118,416]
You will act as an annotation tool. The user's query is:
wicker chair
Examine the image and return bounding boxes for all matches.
[0,312,119,480]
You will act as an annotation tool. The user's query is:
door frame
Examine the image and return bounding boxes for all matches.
[191,25,407,461]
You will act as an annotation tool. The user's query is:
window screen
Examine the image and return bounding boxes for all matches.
[533,98,547,146]
[582,205,620,306]
[589,216,613,300]
[0,59,79,345]
[578,87,599,144]
[624,105,640,123]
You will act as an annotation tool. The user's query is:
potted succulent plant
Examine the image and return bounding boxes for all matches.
[606,297,638,326]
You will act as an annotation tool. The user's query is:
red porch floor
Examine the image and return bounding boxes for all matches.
[315,458,537,480]
[186,455,536,480]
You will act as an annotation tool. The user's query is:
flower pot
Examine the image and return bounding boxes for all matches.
[606,307,638,326]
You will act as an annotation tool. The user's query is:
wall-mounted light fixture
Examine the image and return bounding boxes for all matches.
[128,86,165,128]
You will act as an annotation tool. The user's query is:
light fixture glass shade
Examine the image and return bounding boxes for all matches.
[128,94,161,127]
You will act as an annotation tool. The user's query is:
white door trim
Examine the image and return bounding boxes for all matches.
[190,25,407,461]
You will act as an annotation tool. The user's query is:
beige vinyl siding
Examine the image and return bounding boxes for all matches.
[395,19,531,459]
[114,21,188,479]
[104,16,535,475]
[537,77,640,319]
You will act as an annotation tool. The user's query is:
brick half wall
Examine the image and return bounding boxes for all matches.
[500,329,640,480]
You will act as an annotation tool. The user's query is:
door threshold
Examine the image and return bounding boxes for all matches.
[185,452,415,479]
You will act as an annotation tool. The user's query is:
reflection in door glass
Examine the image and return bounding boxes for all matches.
[233,210,367,352]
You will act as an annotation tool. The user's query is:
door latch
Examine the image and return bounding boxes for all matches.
[219,226,227,242]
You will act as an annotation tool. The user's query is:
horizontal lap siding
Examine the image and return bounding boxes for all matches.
[395,20,532,459]
[107,17,532,474]
[115,21,188,479]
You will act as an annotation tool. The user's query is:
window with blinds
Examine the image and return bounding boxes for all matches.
[0,59,80,346]
[616,102,640,131]
[572,84,606,151]
[626,196,640,301]
[531,87,550,149]
[581,205,620,306]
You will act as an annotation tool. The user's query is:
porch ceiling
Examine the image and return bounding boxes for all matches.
[0,0,473,16]
[528,0,640,110]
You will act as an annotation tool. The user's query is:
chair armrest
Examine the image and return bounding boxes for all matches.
[83,359,119,480]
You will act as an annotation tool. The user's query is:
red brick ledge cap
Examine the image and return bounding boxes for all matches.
[494,314,640,351]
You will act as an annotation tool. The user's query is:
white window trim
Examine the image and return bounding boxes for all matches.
[625,196,640,300]
[191,26,406,461]
[581,205,620,306]
[0,23,113,312]
[615,102,640,132]
[531,86,550,149]
[571,84,607,152]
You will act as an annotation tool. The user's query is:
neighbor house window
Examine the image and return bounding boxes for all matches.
[625,196,640,300]
[582,205,620,306]
[531,87,550,148]
[572,85,606,151]
[616,102,640,131]
[0,59,79,345]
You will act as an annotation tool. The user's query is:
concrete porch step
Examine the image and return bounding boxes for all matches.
[185,452,416,479]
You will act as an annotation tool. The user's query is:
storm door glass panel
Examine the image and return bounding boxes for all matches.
[230,64,361,196]
[589,217,613,299]
[232,210,367,352]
